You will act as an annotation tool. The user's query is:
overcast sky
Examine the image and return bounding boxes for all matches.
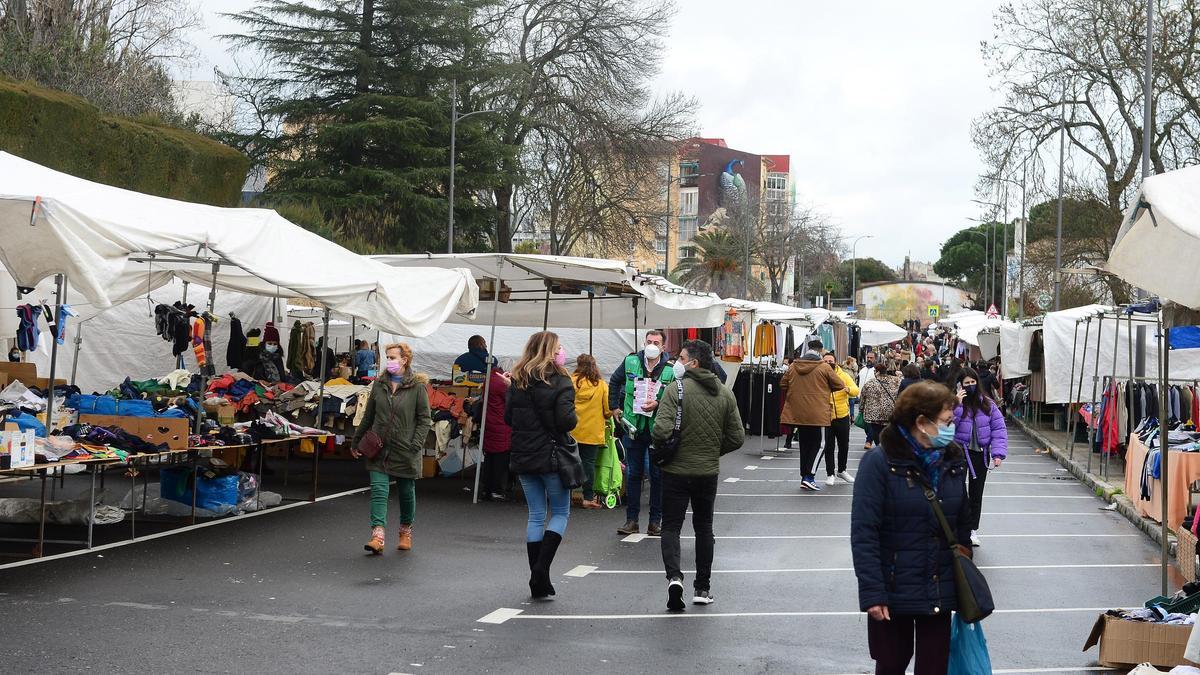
[183,0,1003,268]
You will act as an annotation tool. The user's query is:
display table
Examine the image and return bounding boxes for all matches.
[1124,434,1200,533]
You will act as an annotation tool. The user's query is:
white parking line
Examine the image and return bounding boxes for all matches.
[621,533,1138,541]
[562,563,1155,577]
[702,511,1110,516]
[477,606,1117,624]
[724,478,1081,486]
[714,494,1097,499]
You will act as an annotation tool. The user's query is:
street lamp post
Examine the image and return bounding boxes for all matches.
[448,79,499,254]
[850,235,873,312]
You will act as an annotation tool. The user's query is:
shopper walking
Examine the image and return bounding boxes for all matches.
[859,351,879,449]
[480,368,513,501]
[353,343,432,554]
[654,340,745,610]
[822,352,859,486]
[859,361,901,450]
[506,331,578,598]
[781,346,846,491]
[953,367,1008,547]
[571,354,612,509]
[851,381,972,675]
[608,329,676,536]
[897,363,922,395]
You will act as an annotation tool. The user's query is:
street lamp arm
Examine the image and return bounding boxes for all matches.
[456,109,501,123]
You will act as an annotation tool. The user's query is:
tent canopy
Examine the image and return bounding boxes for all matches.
[0,152,478,337]
[374,253,727,329]
[1109,164,1200,309]
[845,319,907,346]
[724,300,830,327]
[952,315,1018,347]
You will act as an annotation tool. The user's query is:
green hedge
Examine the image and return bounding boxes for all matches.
[0,78,248,206]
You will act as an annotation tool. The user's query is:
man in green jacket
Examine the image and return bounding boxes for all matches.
[652,339,745,611]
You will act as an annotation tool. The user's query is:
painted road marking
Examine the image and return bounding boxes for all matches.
[713,494,1098,499]
[562,563,1155,577]
[718,478,1080,486]
[621,533,649,543]
[476,606,1116,624]
[624,533,1139,541]
[701,511,1111,516]
[724,477,740,483]
[760,456,774,460]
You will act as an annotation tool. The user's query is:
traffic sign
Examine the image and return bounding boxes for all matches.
[986,304,999,318]
[1036,292,1052,311]
[927,306,939,318]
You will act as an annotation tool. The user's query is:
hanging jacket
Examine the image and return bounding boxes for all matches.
[354,373,433,479]
[851,425,971,615]
[482,370,511,454]
[286,321,303,373]
[226,317,246,370]
[571,376,611,446]
[505,372,577,475]
[952,400,1009,463]
[299,322,317,374]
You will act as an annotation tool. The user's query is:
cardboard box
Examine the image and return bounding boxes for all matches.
[1084,613,1193,668]
[422,456,438,478]
[1180,529,1198,583]
[79,414,190,451]
[0,362,37,385]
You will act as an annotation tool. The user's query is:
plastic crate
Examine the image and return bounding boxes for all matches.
[1179,528,1198,583]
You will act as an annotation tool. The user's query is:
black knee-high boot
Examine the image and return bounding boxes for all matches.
[526,541,541,595]
[531,531,562,598]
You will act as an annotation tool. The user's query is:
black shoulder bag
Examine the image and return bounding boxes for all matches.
[534,384,585,490]
[923,486,995,623]
[650,379,685,467]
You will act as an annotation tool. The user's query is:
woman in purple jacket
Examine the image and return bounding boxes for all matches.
[953,368,1007,548]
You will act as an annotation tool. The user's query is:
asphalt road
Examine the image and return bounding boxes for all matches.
[0,423,1169,674]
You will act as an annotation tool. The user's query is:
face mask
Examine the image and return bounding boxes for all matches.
[964,384,977,395]
[644,344,662,360]
[672,360,688,379]
[554,347,567,367]
[264,344,278,354]
[927,421,956,448]
[386,360,403,374]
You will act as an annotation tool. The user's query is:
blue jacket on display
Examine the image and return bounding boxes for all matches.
[851,425,972,616]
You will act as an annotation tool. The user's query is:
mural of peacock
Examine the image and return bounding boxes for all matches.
[719,159,747,209]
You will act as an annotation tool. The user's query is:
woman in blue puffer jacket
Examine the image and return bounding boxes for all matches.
[851,381,971,675]
[952,367,1008,548]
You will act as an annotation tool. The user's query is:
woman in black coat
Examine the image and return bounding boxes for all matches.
[851,381,972,675]
[505,331,578,599]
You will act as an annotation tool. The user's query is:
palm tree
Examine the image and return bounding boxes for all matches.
[673,229,764,299]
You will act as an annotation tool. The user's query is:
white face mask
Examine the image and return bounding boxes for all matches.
[644,344,662,360]
[264,344,279,354]
[672,360,687,379]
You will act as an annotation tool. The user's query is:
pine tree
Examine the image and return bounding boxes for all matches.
[227,0,510,251]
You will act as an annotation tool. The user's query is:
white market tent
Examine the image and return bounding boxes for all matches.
[844,319,907,347]
[999,321,1040,379]
[1108,164,1200,310]
[0,152,479,338]
[373,253,725,331]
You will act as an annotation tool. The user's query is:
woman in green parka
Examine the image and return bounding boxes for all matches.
[352,342,432,554]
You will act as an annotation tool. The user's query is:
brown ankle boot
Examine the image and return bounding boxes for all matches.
[364,526,384,555]
[397,525,413,551]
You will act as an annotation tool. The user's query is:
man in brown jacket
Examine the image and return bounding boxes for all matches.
[780,340,846,491]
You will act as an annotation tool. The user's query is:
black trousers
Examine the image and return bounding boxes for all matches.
[660,472,718,591]
[867,613,952,675]
[824,415,851,476]
[793,425,823,477]
[866,422,886,447]
[967,449,989,531]
[482,452,510,495]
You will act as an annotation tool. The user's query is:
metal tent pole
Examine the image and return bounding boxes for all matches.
[1067,319,1088,458]
[1086,315,1103,476]
[542,282,550,331]
[473,259,503,504]
[1159,310,1169,597]
[44,274,65,435]
[1104,314,1122,481]
[69,322,83,387]
[311,308,330,502]
[758,322,768,454]
[589,291,594,355]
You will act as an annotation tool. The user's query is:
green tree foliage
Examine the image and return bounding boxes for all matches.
[674,230,763,300]
[933,223,1015,309]
[0,77,246,206]
[838,257,895,294]
[227,0,512,252]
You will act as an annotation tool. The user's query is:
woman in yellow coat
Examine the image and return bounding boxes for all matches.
[571,354,612,509]
[823,352,860,486]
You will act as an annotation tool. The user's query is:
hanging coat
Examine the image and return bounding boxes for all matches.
[226,317,246,370]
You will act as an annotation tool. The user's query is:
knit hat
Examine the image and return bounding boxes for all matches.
[263,322,280,343]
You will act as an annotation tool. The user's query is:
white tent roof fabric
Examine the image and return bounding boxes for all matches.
[1042,304,1200,403]
[1000,323,1038,379]
[845,319,907,346]
[953,316,1018,347]
[1108,164,1200,309]
[0,152,478,337]
[374,254,727,329]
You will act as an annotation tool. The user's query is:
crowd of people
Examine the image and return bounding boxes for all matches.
[349,325,1010,674]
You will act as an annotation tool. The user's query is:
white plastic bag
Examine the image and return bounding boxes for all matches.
[1185,614,1200,664]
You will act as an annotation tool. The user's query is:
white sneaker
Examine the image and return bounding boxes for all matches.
[837,471,855,484]
[693,589,715,605]
[970,531,982,547]
[825,475,837,486]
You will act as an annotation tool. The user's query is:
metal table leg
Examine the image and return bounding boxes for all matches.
[87,467,97,549]
[37,470,47,558]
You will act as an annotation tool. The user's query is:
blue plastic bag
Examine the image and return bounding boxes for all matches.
[947,614,992,675]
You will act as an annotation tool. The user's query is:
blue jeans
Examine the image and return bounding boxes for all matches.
[624,433,662,524]
[519,473,570,542]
